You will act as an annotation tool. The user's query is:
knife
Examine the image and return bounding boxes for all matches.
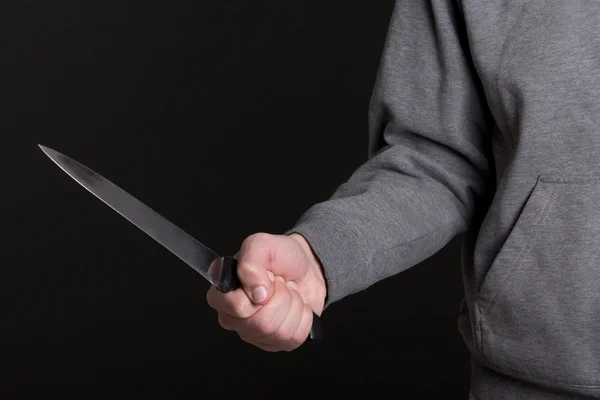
[39,145,323,342]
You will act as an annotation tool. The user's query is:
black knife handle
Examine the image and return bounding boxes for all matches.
[214,256,323,342]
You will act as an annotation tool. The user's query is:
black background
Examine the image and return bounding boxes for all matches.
[3,1,470,396]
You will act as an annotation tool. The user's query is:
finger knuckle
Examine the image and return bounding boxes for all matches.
[244,232,271,248]
[269,322,298,345]
[218,313,233,330]
[283,342,300,352]
[230,299,251,319]
[238,334,256,345]
[273,328,295,344]
[290,314,311,346]
[206,289,216,308]
[292,333,307,348]
[236,262,259,279]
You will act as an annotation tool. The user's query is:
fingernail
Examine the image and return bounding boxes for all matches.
[252,286,267,302]
[267,271,274,282]
[286,281,298,291]
[301,293,309,304]
[277,276,285,283]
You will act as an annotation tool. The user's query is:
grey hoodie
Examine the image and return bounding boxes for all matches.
[288,1,600,398]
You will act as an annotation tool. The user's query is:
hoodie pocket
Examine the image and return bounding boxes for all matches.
[477,175,600,390]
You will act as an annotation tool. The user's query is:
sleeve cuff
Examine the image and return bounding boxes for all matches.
[285,206,372,309]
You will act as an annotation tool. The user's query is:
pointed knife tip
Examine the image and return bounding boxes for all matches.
[38,145,65,165]
[38,144,57,157]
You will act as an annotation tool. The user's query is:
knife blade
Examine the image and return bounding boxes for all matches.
[39,145,323,342]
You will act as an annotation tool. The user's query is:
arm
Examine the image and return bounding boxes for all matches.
[288,0,494,308]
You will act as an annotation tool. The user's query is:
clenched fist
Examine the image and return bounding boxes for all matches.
[206,232,326,351]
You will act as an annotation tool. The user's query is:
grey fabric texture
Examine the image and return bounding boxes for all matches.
[287,0,600,398]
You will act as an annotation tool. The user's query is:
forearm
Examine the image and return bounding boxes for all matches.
[287,0,494,308]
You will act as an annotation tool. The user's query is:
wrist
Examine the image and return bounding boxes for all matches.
[289,233,327,314]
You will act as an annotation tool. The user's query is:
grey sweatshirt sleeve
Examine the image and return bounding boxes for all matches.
[288,0,494,308]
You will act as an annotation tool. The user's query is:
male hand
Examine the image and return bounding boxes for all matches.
[206,232,326,351]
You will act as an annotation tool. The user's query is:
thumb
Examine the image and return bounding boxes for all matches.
[236,260,275,305]
[236,235,277,304]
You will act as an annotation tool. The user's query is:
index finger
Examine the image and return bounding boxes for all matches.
[206,285,260,319]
